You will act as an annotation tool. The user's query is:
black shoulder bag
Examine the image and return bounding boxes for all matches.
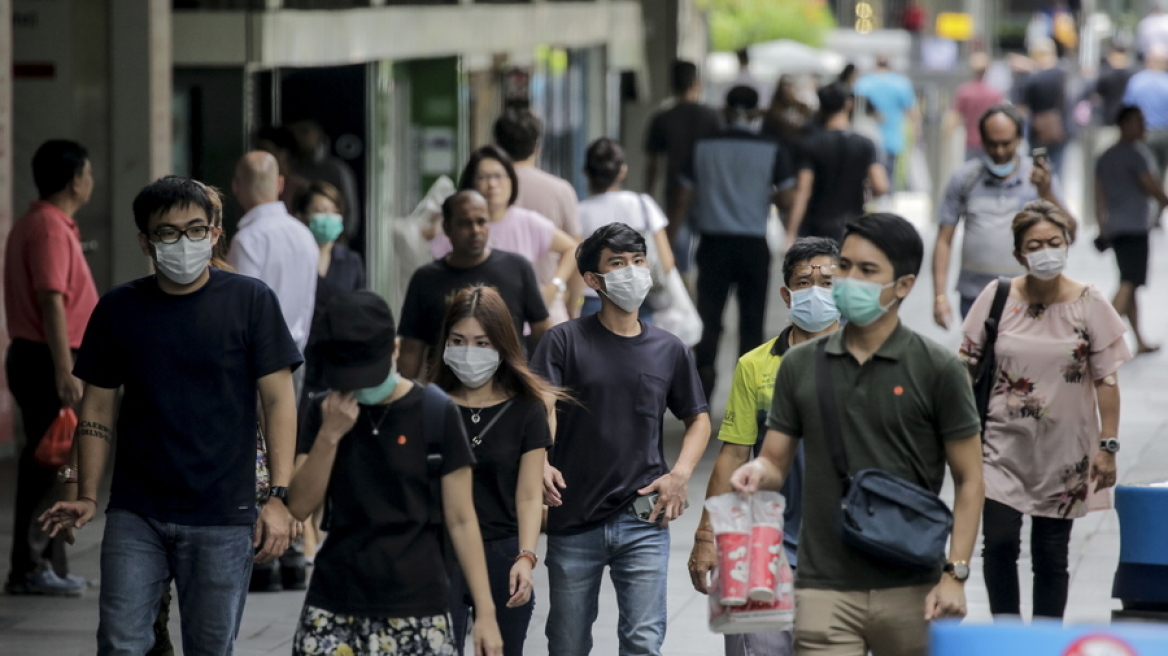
[972,278,1012,431]
[815,340,953,570]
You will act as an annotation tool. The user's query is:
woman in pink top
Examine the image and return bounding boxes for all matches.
[959,200,1130,620]
[430,146,578,319]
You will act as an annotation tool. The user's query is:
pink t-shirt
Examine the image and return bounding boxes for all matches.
[429,205,555,266]
[954,81,1004,149]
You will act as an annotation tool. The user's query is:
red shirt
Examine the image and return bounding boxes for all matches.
[954,81,1005,149]
[4,201,99,348]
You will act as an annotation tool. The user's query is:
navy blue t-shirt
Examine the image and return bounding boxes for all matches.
[530,315,708,535]
[74,269,302,526]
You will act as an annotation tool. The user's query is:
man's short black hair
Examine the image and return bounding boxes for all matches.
[32,140,88,200]
[672,60,699,95]
[978,103,1024,143]
[817,82,853,117]
[782,237,839,286]
[726,85,759,111]
[493,108,543,162]
[132,176,222,235]
[842,213,923,280]
[1116,104,1143,125]
[458,145,520,207]
[576,223,647,276]
[441,190,485,225]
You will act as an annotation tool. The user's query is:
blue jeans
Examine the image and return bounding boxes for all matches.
[449,536,534,656]
[724,630,793,656]
[545,509,670,656]
[98,508,254,656]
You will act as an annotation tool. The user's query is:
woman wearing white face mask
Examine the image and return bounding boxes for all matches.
[959,200,1131,621]
[429,285,565,656]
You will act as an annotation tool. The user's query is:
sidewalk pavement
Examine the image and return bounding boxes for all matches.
[3,193,1168,655]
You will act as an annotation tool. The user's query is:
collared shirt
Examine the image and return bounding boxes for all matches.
[937,158,1062,299]
[227,201,319,351]
[1123,69,1168,130]
[767,323,981,591]
[4,201,99,348]
[719,326,804,566]
[683,128,796,238]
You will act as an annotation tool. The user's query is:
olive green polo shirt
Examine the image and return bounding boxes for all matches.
[767,322,980,591]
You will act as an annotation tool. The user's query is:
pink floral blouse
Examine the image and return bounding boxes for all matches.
[960,282,1131,520]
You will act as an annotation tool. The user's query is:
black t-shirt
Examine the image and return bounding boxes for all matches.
[303,383,474,617]
[645,101,724,199]
[398,250,548,349]
[530,315,708,535]
[73,269,302,525]
[797,129,878,241]
[1022,67,1067,114]
[1096,65,1134,125]
[455,395,551,541]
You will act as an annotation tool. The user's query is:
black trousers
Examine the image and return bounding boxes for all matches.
[694,234,771,400]
[6,339,72,584]
[981,498,1074,618]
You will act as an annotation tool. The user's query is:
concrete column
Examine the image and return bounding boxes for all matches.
[0,0,15,452]
[109,0,172,285]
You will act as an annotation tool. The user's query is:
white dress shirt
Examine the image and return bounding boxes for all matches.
[227,201,319,352]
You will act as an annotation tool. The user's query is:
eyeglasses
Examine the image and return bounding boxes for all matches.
[790,264,838,277]
[152,225,211,244]
[474,173,508,185]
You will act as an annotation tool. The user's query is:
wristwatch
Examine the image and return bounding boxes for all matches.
[1100,438,1120,454]
[551,277,567,294]
[268,486,289,501]
[943,560,970,582]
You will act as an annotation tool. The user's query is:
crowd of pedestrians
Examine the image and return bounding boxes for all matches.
[3,47,1156,656]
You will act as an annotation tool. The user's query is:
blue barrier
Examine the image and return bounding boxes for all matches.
[931,620,1168,655]
[1113,484,1168,609]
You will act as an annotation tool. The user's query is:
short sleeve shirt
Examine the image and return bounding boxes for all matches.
[854,72,916,155]
[530,315,708,535]
[767,324,981,590]
[398,250,549,349]
[683,129,796,238]
[1096,141,1158,236]
[960,282,1131,519]
[645,101,724,199]
[796,130,879,241]
[953,81,1004,149]
[4,202,99,348]
[303,383,475,617]
[74,270,303,525]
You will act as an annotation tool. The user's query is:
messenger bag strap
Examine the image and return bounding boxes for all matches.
[815,339,851,483]
[977,277,1012,375]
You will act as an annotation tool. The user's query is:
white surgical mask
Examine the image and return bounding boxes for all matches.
[153,236,213,285]
[598,265,652,313]
[1025,247,1067,281]
[443,345,502,389]
[788,286,840,332]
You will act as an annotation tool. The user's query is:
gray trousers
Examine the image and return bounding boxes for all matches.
[725,630,793,656]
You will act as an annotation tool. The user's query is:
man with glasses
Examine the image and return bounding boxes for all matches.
[687,237,840,656]
[39,176,303,655]
[932,104,1071,328]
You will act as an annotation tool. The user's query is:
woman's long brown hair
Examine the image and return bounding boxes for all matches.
[427,284,569,410]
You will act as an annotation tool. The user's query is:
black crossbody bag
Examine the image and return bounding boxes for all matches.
[971,278,1012,431]
[815,340,952,570]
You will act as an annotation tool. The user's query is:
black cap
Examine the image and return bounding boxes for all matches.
[726,85,759,111]
[315,290,396,390]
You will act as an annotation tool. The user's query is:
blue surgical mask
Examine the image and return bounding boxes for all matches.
[982,155,1017,178]
[308,213,345,245]
[788,286,840,333]
[352,372,399,405]
[831,278,898,327]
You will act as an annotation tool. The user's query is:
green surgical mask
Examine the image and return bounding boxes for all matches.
[308,213,344,245]
[352,372,399,405]
[831,277,898,327]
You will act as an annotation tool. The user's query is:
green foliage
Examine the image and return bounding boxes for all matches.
[700,0,836,51]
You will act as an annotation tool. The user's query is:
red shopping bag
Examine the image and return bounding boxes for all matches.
[34,407,77,468]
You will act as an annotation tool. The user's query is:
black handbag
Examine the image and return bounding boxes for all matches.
[972,278,1012,431]
[815,340,952,570]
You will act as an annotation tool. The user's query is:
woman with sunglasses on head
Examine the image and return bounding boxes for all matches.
[429,284,562,656]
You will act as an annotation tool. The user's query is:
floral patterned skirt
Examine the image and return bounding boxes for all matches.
[292,605,455,655]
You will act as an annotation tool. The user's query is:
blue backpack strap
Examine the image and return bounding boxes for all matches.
[420,383,449,525]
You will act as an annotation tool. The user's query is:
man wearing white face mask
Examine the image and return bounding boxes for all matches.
[39,176,303,654]
[687,237,840,656]
[933,104,1072,329]
[530,223,711,656]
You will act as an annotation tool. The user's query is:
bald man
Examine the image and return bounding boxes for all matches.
[228,151,319,380]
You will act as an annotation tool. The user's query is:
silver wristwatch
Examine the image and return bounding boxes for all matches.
[1100,438,1120,454]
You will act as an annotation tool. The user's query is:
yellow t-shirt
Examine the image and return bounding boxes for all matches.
[718,328,791,446]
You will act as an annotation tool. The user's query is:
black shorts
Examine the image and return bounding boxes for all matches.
[1112,234,1149,287]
